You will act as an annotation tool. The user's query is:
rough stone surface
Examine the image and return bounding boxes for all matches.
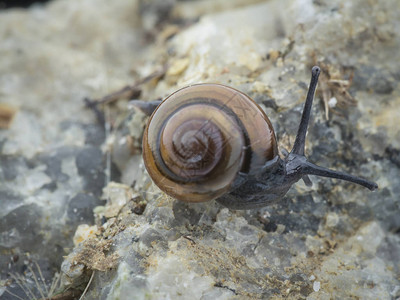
[1,0,399,299]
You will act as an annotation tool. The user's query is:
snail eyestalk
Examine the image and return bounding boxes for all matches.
[287,66,378,191]
[291,66,321,156]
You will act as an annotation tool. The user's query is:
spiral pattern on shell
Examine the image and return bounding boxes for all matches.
[143,84,278,202]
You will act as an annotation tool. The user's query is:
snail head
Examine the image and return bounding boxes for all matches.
[282,66,378,191]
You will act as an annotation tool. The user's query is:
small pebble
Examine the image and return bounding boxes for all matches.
[313,281,321,292]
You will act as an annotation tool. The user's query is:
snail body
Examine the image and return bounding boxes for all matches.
[141,67,378,209]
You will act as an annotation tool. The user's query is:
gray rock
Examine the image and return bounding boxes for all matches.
[1,0,399,299]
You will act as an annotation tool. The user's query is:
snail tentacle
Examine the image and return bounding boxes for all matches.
[291,66,321,156]
[130,100,162,116]
[301,159,378,191]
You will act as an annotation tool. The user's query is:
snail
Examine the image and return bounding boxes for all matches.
[135,66,377,209]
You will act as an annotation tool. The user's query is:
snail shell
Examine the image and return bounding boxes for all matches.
[143,84,278,202]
